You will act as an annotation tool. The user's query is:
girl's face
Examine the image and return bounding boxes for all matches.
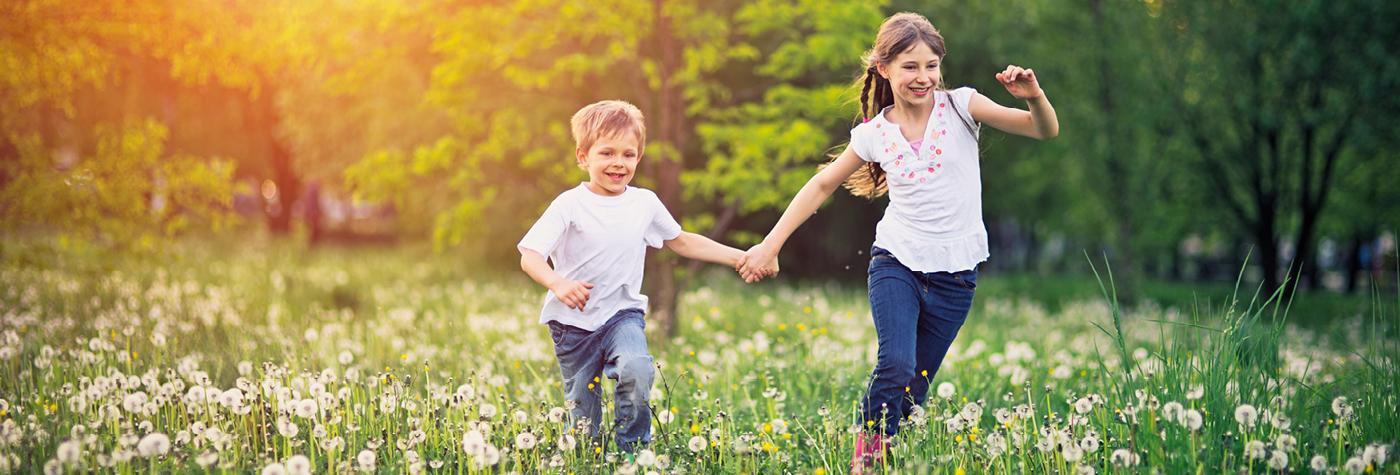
[878,42,942,108]
[576,133,640,196]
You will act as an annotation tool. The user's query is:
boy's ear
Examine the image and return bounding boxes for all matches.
[575,146,587,169]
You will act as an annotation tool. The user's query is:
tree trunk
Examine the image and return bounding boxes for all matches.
[1092,0,1139,303]
[248,85,299,235]
[1343,231,1365,293]
[1255,215,1280,298]
[643,0,687,341]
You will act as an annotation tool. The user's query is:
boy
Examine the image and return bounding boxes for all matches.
[518,100,757,451]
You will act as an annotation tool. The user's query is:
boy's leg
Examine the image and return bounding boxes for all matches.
[549,322,605,438]
[600,309,654,452]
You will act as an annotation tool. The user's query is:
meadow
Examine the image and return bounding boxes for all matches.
[0,240,1395,474]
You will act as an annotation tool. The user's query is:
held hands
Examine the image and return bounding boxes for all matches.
[995,64,1043,101]
[735,243,781,284]
[550,279,594,311]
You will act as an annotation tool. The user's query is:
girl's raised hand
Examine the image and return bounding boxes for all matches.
[995,65,1043,101]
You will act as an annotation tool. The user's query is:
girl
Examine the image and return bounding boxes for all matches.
[736,12,1058,472]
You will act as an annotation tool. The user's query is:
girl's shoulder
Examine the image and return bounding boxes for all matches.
[944,86,978,103]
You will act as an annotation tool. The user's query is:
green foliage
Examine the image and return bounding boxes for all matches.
[0,120,234,247]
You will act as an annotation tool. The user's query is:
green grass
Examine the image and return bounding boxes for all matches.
[0,237,1395,474]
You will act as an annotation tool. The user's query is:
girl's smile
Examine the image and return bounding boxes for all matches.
[879,42,942,106]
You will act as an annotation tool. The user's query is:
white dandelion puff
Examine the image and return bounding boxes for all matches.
[1311,455,1329,471]
[56,440,81,465]
[1343,457,1366,474]
[1268,450,1288,470]
[286,455,311,475]
[1244,440,1267,460]
[356,450,377,471]
[1234,404,1258,429]
[1182,409,1204,431]
[937,382,956,399]
[557,434,577,451]
[688,436,707,453]
[1074,397,1093,415]
[136,433,170,458]
[1110,449,1139,467]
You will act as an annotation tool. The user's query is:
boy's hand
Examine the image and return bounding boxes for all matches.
[737,243,780,283]
[550,279,594,310]
[995,64,1043,101]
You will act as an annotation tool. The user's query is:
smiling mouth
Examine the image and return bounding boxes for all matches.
[910,85,932,95]
[605,171,627,181]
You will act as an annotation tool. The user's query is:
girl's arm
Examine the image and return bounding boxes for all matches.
[969,65,1059,140]
[665,232,744,268]
[738,146,867,282]
[520,250,593,311]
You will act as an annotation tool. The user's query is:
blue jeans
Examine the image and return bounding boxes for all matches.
[548,308,654,452]
[863,246,977,435]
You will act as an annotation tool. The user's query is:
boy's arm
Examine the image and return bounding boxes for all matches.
[520,249,593,311]
[664,232,744,268]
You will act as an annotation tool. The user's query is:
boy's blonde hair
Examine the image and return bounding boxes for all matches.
[570,100,647,155]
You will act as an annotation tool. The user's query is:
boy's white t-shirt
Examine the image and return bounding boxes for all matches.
[518,184,683,331]
[847,87,989,273]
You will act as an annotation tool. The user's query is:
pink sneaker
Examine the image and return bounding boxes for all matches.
[850,432,889,474]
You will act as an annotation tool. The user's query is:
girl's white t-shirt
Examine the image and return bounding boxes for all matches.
[518,184,682,331]
[848,87,988,273]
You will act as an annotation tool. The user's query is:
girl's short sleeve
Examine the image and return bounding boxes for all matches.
[950,87,979,127]
[849,122,877,163]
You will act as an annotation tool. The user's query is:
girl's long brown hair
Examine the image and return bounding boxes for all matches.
[840,12,949,199]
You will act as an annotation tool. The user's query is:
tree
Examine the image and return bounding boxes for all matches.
[350,0,757,338]
[1155,0,1400,295]
[0,1,234,246]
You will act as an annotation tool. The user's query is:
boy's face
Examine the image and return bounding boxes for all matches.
[576,132,641,196]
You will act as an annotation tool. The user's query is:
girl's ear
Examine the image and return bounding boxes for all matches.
[875,63,889,80]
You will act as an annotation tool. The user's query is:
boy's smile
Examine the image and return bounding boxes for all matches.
[577,133,641,196]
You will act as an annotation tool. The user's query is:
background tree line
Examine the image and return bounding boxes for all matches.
[3,0,1398,335]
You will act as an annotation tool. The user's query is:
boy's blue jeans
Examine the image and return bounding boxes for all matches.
[863,246,977,436]
[548,308,654,452]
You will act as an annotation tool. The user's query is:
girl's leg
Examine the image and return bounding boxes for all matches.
[863,248,923,436]
[900,268,977,416]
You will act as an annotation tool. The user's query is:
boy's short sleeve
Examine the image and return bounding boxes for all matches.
[643,192,683,248]
[849,123,876,162]
[518,198,569,257]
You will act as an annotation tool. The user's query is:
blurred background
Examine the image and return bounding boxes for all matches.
[3,0,1398,336]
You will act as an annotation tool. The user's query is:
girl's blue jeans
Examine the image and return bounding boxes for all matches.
[862,245,977,435]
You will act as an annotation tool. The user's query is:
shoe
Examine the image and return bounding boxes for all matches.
[850,432,889,474]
